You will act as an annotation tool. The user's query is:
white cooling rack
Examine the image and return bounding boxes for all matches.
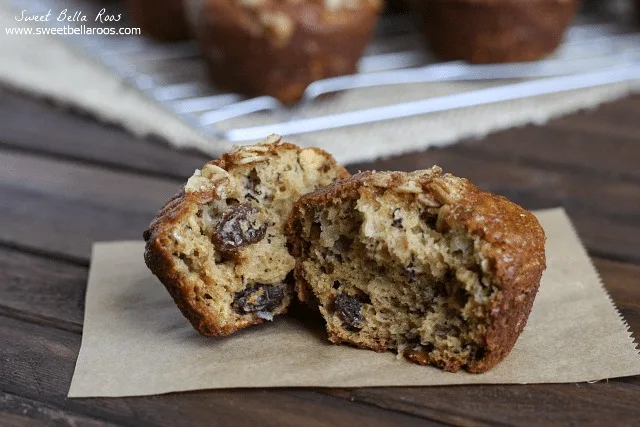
[16,0,640,143]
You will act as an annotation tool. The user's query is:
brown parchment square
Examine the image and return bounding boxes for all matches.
[68,208,640,397]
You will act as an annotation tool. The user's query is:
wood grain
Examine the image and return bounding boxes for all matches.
[0,89,208,180]
[328,382,640,427]
[0,184,154,263]
[0,247,86,329]
[454,128,640,183]
[0,392,116,427]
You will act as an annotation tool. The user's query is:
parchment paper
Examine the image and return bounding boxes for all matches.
[68,208,640,397]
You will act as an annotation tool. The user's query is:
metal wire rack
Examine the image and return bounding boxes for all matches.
[16,0,640,144]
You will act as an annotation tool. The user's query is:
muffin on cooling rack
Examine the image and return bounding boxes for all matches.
[418,0,581,63]
[126,0,190,41]
[184,0,382,103]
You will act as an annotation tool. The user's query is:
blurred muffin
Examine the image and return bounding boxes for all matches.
[185,0,382,103]
[419,0,581,63]
[126,0,190,41]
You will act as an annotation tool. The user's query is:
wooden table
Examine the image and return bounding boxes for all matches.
[0,87,638,426]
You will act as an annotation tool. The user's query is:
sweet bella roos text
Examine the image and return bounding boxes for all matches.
[15,8,121,23]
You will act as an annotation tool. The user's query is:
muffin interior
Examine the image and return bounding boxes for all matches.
[293,184,498,370]
[155,139,346,334]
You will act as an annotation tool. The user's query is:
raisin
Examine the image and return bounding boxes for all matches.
[245,193,259,203]
[405,263,417,283]
[354,290,371,304]
[422,211,438,229]
[391,208,403,228]
[435,323,460,338]
[442,276,468,306]
[320,263,335,274]
[245,169,262,196]
[333,293,363,331]
[284,270,296,287]
[232,283,287,314]
[404,331,420,345]
[310,221,321,240]
[212,203,267,252]
[444,280,458,298]
[334,235,353,253]
[421,343,435,353]
[465,344,486,361]
[434,270,455,297]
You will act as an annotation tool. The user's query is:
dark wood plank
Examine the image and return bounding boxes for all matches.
[0,315,438,427]
[451,124,640,182]
[0,150,180,212]
[558,94,640,130]
[7,138,639,223]
[568,96,640,131]
[327,381,640,427]
[0,247,86,329]
[565,215,640,263]
[0,392,116,427]
[0,88,208,180]
[552,113,640,143]
[0,184,154,263]
[548,95,640,148]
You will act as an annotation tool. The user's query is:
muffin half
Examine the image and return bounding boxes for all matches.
[144,135,349,336]
[286,168,546,372]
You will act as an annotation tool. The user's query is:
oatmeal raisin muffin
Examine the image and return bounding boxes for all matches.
[144,135,349,336]
[286,168,546,372]
[418,0,580,63]
[126,0,190,41]
[184,0,382,102]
